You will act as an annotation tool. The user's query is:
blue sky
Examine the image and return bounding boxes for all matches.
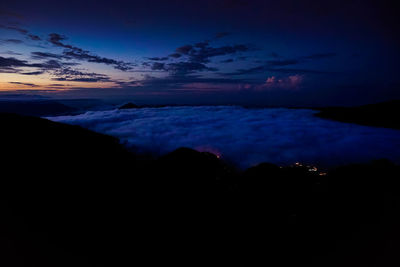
[1,0,399,106]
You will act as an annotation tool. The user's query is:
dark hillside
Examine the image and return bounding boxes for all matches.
[315,100,400,129]
[1,113,400,266]
[0,100,76,116]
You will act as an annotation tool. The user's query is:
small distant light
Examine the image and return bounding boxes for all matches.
[319,172,327,176]
[308,167,318,172]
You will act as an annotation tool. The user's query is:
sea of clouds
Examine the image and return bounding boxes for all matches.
[48,106,400,169]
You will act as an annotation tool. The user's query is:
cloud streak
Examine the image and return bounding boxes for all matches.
[0,24,41,41]
[48,33,134,71]
[51,67,111,82]
[9,81,38,87]
[224,52,337,76]
[1,39,23,44]
[0,55,107,82]
[141,35,253,77]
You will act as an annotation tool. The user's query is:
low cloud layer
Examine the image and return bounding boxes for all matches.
[48,106,400,169]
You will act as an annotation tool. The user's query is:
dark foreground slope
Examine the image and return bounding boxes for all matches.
[1,113,400,266]
[0,100,76,116]
[315,100,400,129]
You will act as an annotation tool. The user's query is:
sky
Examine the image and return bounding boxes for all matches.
[0,0,399,106]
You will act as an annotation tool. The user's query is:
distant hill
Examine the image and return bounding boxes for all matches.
[0,100,76,116]
[0,98,113,117]
[118,102,140,109]
[315,100,400,129]
[1,112,400,266]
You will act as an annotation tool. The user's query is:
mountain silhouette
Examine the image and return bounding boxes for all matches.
[316,100,400,129]
[0,100,76,116]
[1,112,400,266]
[118,102,140,109]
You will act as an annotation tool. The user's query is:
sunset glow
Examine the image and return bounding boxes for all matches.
[1,1,398,105]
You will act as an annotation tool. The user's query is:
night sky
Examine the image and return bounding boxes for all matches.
[0,0,399,106]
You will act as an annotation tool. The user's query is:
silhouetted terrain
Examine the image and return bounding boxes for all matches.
[0,100,76,116]
[118,102,140,109]
[1,113,400,266]
[0,97,114,116]
[316,100,400,129]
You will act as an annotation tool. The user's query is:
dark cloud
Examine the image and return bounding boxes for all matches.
[48,33,68,46]
[0,55,100,81]
[0,24,28,34]
[53,77,108,82]
[147,57,169,61]
[225,65,266,76]
[224,65,333,76]
[166,62,217,75]
[146,39,252,77]
[114,80,138,87]
[27,34,41,41]
[225,52,337,76]
[31,51,67,60]
[63,50,133,71]
[188,44,250,64]
[0,55,103,82]
[175,45,193,55]
[194,42,209,49]
[141,74,249,87]
[150,62,165,70]
[220,58,234,63]
[0,24,41,41]
[0,50,22,55]
[0,67,19,73]
[129,73,254,93]
[169,53,182,58]
[20,71,45,75]
[0,56,42,68]
[146,60,218,74]
[0,29,134,77]
[2,39,23,44]
[52,68,104,77]
[48,33,134,71]
[9,82,38,87]
[51,67,111,83]
[40,60,65,69]
[139,32,254,82]
[140,36,254,84]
